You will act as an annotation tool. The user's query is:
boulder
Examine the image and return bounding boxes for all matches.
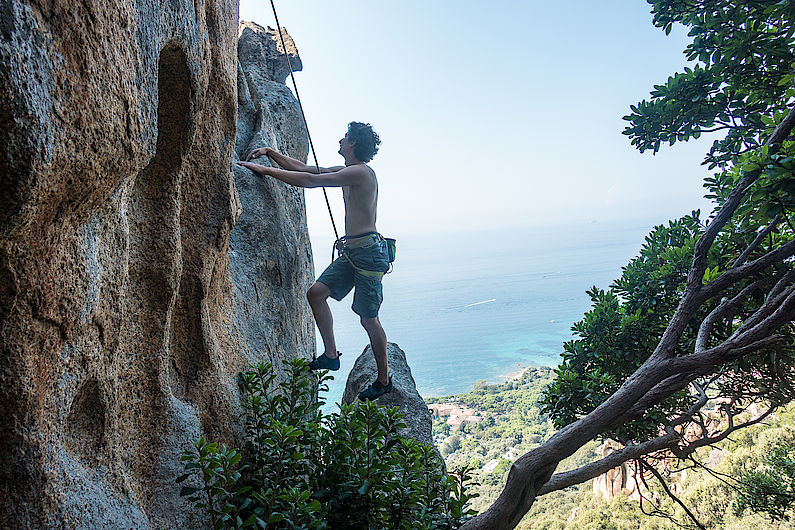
[0,1,314,526]
[342,343,434,447]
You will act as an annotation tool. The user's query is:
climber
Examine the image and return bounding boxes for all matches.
[238,122,393,401]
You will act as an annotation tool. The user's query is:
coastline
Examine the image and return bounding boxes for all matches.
[497,363,531,383]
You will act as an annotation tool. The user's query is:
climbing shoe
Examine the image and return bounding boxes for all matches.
[309,352,340,371]
[358,377,393,401]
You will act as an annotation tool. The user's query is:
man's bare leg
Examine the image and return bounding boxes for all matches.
[361,316,389,384]
[306,282,338,359]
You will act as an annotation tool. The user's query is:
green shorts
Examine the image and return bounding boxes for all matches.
[317,236,390,318]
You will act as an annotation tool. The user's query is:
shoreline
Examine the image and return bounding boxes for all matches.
[421,364,557,402]
[496,363,530,383]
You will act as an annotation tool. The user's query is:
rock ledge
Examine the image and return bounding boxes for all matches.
[342,343,434,447]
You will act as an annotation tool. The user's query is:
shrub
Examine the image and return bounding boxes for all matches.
[177,358,477,529]
[735,444,795,522]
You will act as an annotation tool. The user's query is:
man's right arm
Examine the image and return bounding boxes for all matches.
[246,147,343,173]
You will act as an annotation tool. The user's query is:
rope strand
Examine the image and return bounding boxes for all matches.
[268,0,340,258]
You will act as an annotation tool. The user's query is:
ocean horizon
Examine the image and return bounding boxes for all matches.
[310,219,660,409]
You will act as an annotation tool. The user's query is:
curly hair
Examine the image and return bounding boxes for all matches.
[347,122,381,162]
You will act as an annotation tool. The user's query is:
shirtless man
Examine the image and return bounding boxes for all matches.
[238,122,392,400]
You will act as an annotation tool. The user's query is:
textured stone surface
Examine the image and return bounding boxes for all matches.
[0,2,314,526]
[231,22,315,375]
[342,343,435,447]
[592,440,642,501]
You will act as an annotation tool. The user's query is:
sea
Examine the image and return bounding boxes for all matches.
[310,220,658,409]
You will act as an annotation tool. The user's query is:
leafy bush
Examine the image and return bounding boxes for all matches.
[177,358,477,529]
[735,444,795,522]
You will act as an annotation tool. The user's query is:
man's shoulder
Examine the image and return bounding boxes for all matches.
[343,163,375,181]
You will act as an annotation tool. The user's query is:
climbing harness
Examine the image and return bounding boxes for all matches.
[268,0,397,274]
[335,233,397,278]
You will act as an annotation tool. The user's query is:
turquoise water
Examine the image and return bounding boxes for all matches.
[310,220,656,408]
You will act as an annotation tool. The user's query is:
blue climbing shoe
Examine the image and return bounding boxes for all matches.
[309,352,340,371]
[358,377,393,401]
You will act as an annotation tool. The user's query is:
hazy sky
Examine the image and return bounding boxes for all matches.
[238,1,715,240]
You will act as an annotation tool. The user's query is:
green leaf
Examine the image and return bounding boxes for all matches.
[358,480,370,495]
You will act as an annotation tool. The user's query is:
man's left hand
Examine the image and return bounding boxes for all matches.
[237,161,269,176]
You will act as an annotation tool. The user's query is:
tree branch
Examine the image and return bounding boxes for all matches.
[767,267,795,303]
[622,332,784,424]
[669,381,709,428]
[686,104,795,300]
[769,105,795,148]
[634,463,691,528]
[731,270,795,337]
[696,297,733,353]
[640,459,706,530]
[700,239,795,300]
[733,215,781,267]
[728,284,795,344]
[676,406,776,460]
[696,276,780,352]
[670,334,784,375]
[536,433,679,496]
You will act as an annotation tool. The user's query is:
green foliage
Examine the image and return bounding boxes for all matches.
[624,1,795,168]
[178,358,477,529]
[436,3,795,524]
[440,435,461,457]
[177,439,247,529]
[429,369,795,528]
[427,368,597,512]
[736,443,795,522]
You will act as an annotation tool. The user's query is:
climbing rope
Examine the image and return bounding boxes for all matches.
[268,0,340,263]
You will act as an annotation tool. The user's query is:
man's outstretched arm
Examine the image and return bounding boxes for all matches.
[246,147,343,173]
[237,161,367,188]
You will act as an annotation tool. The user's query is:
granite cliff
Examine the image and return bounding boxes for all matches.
[0,1,313,525]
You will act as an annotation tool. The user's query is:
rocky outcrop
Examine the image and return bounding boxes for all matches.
[593,439,688,502]
[0,2,313,527]
[231,22,315,374]
[343,343,434,447]
[592,440,643,501]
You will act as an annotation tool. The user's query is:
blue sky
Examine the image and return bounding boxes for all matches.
[238,1,715,240]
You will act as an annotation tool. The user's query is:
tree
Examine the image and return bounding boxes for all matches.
[463,2,795,528]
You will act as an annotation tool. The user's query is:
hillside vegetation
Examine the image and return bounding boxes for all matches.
[428,372,795,529]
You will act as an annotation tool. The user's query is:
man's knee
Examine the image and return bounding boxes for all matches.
[307,282,331,303]
[360,316,381,331]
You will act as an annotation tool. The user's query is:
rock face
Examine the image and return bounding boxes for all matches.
[231,22,315,374]
[0,2,314,526]
[592,439,688,501]
[592,440,642,501]
[343,343,434,447]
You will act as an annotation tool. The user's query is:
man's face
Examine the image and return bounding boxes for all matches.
[338,133,355,157]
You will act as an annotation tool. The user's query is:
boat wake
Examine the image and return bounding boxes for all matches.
[464,298,497,308]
